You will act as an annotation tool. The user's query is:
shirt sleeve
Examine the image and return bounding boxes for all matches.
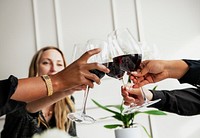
[178,59,200,87]
[0,100,26,116]
[1,106,42,138]
[150,88,200,115]
[0,75,18,108]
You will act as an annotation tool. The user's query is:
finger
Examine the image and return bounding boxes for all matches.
[132,80,149,87]
[121,88,129,97]
[81,85,87,90]
[136,76,145,82]
[130,76,145,85]
[139,61,151,76]
[82,79,95,88]
[78,48,101,63]
[145,75,154,83]
[130,76,138,84]
[86,63,110,73]
[81,63,109,85]
[124,101,131,106]
[131,69,149,77]
[123,96,135,104]
[81,69,101,85]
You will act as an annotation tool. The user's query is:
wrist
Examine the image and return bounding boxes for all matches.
[146,90,153,101]
[166,60,189,79]
[49,75,60,93]
[142,87,153,101]
[41,75,53,96]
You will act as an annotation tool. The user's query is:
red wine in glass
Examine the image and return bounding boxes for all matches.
[113,54,142,72]
[104,62,125,80]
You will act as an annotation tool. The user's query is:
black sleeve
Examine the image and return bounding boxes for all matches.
[1,106,42,138]
[0,100,26,116]
[150,88,200,116]
[0,75,18,108]
[178,59,200,88]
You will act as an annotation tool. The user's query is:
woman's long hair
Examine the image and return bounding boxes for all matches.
[28,46,75,131]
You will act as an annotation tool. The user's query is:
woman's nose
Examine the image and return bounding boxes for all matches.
[50,64,58,73]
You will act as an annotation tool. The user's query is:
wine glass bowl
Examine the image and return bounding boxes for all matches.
[67,39,110,124]
[86,39,110,79]
[108,28,142,73]
[105,62,125,80]
[113,54,142,73]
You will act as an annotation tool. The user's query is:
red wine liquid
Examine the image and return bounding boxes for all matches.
[89,69,105,79]
[104,62,125,79]
[113,54,142,72]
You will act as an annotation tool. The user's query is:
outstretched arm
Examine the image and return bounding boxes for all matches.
[25,86,83,113]
[11,48,110,102]
[121,86,200,115]
[130,60,188,87]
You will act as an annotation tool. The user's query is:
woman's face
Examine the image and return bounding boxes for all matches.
[38,49,65,76]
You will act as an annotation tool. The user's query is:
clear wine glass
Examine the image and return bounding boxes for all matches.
[107,28,160,114]
[67,39,110,124]
[104,43,126,84]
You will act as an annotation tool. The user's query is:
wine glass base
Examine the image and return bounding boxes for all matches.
[67,112,96,124]
[123,99,161,115]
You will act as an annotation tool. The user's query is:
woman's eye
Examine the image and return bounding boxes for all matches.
[57,63,64,67]
[42,61,49,65]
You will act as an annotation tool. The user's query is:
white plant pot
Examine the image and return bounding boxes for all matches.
[114,127,142,138]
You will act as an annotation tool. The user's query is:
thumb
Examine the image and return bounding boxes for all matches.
[135,60,150,76]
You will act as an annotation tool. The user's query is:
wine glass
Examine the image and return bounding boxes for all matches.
[104,44,126,84]
[107,28,160,114]
[67,39,109,124]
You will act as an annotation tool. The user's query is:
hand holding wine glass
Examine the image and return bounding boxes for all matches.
[130,42,162,87]
[67,39,110,124]
[108,28,160,114]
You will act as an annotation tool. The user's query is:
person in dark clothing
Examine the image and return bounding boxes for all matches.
[0,48,110,116]
[121,59,200,115]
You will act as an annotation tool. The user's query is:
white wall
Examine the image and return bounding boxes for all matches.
[0,0,200,138]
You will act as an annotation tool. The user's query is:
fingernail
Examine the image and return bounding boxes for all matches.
[132,71,138,74]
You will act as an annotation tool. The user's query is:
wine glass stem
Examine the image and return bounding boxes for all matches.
[81,85,90,115]
[119,78,125,86]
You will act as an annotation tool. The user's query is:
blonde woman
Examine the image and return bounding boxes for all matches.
[1,46,80,138]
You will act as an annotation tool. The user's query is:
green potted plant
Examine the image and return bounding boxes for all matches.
[92,86,167,138]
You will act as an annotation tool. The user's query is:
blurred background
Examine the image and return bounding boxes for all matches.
[0,0,200,137]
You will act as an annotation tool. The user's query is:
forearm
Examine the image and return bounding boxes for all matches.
[11,74,73,102]
[26,91,69,113]
[165,60,189,79]
[11,77,47,102]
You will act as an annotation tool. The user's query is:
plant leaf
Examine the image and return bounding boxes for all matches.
[112,115,123,121]
[105,104,122,111]
[141,110,167,115]
[92,99,121,115]
[139,124,152,138]
[92,99,167,129]
[104,124,122,129]
[152,85,158,90]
